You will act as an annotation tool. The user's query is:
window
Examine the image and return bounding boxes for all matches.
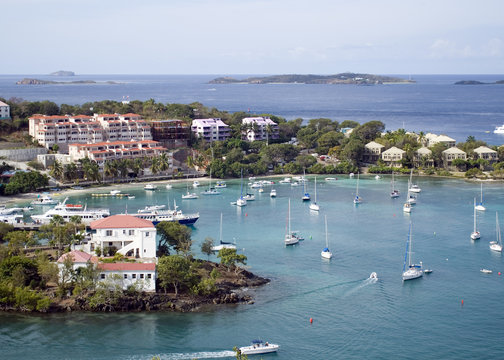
[123,230,126,235]
[124,274,128,279]
[109,242,113,246]
[140,274,144,279]
[106,230,112,236]
[132,274,137,279]
[147,274,152,279]
[100,274,105,279]
[129,230,134,236]
[145,232,149,237]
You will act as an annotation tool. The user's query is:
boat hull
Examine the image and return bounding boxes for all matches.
[239,344,279,355]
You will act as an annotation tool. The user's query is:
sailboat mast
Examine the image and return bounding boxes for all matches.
[408,223,413,267]
[314,177,317,203]
[288,198,291,234]
[474,198,477,233]
[219,212,223,242]
[325,215,328,247]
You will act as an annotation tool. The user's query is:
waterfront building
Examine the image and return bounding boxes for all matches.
[57,250,156,292]
[473,146,498,169]
[0,101,10,120]
[29,113,152,152]
[414,147,434,167]
[87,214,157,259]
[191,118,231,142]
[362,141,385,163]
[425,133,456,148]
[241,117,279,142]
[381,146,406,167]
[150,119,190,148]
[442,147,467,169]
[68,140,172,169]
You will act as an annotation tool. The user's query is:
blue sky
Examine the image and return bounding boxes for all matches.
[3,0,504,74]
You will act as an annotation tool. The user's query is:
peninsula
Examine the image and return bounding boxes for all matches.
[209,73,414,85]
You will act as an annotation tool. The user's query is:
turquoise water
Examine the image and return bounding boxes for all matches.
[2,176,504,359]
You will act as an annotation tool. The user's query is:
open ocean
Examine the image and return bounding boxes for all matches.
[1,74,504,144]
[0,75,504,359]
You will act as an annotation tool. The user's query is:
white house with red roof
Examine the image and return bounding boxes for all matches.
[87,215,157,259]
[56,250,156,292]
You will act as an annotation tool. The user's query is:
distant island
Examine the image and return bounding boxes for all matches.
[16,78,119,85]
[455,80,504,85]
[50,70,75,76]
[209,73,415,85]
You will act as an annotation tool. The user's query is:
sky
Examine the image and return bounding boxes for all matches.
[3,0,504,75]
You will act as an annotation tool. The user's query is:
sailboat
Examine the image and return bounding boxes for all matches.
[201,168,220,195]
[390,172,400,198]
[402,222,423,281]
[353,173,362,204]
[284,198,299,246]
[470,198,481,240]
[321,215,332,259]
[475,183,486,211]
[302,170,310,201]
[182,176,198,199]
[236,170,247,207]
[409,170,421,193]
[211,213,236,251]
[489,212,503,252]
[406,170,417,204]
[309,177,320,211]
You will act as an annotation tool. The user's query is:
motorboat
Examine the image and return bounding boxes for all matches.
[403,203,412,213]
[270,189,277,198]
[214,181,227,188]
[493,124,504,134]
[192,181,200,188]
[133,201,199,225]
[480,269,493,274]
[325,177,337,182]
[201,187,220,195]
[165,184,172,189]
[369,272,378,279]
[375,175,381,180]
[182,192,198,199]
[239,340,279,355]
[290,182,300,187]
[349,172,355,178]
[128,196,135,199]
[250,181,262,189]
[423,269,433,274]
[409,184,421,193]
[279,177,291,184]
[144,184,157,190]
[244,193,255,201]
[31,194,58,206]
[110,190,121,195]
[31,197,110,225]
[138,205,166,213]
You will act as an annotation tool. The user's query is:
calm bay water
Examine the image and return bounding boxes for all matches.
[1,74,504,144]
[1,176,504,359]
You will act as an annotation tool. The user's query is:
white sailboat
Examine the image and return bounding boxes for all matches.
[321,215,332,259]
[201,168,220,195]
[211,213,236,252]
[236,170,247,207]
[402,222,423,281]
[489,212,503,252]
[471,198,481,240]
[270,188,277,197]
[406,170,417,204]
[284,198,299,246]
[309,177,320,211]
[475,183,486,211]
[182,176,198,199]
[353,173,362,204]
[390,172,400,198]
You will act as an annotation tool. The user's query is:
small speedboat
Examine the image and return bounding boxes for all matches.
[128,196,135,199]
[192,181,200,188]
[480,269,493,274]
[423,269,433,274]
[165,184,172,189]
[375,175,381,180]
[369,272,378,279]
[325,177,337,182]
[182,192,198,199]
[110,190,121,195]
[239,340,279,355]
[144,184,157,190]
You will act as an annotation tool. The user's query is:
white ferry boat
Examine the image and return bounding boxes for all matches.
[31,198,110,225]
[133,201,199,225]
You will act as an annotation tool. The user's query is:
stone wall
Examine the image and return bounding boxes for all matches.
[0,148,47,161]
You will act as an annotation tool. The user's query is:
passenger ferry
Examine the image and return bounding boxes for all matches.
[133,202,199,225]
[31,198,110,225]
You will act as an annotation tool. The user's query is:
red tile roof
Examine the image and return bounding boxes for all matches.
[98,262,156,271]
[90,214,155,229]
[57,250,98,263]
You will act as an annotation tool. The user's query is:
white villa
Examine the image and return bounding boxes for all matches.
[57,250,156,292]
[0,100,10,120]
[87,215,157,259]
[442,147,467,169]
[362,141,385,163]
[414,147,433,167]
[191,118,231,142]
[424,133,456,148]
[381,146,406,167]
[473,146,498,161]
[241,117,279,142]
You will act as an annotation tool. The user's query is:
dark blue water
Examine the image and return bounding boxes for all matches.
[1,177,504,359]
[1,74,504,144]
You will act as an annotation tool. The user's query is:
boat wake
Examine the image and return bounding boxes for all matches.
[134,351,235,359]
[341,277,378,298]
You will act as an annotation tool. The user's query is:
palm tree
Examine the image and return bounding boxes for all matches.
[117,159,129,179]
[104,160,118,181]
[150,156,160,175]
[63,163,78,183]
[158,153,171,175]
[50,160,64,182]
